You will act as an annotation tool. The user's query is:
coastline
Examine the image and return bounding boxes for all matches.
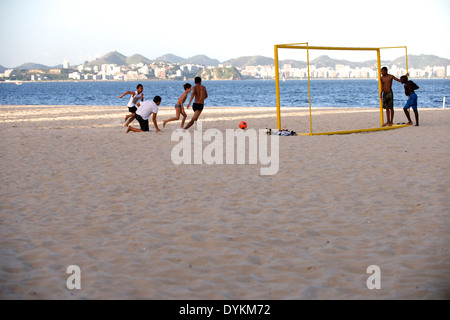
[1,78,449,84]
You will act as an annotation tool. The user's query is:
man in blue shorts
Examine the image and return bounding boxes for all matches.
[400,75,419,126]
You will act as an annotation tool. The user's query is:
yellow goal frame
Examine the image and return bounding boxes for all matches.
[274,43,410,135]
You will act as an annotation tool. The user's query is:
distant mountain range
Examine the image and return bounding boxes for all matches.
[86,51,153,67]
[13,62,53,70]
[222,56,307,69]
[154,54,184,64]
[154,54,220,67]
[4,52,450,70]
[391,55,450,69]
[181,55,221,67]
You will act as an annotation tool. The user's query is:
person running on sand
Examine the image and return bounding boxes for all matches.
[184,77,207,130]
[163,83,191,128]
[119,84,144,127]
[380,67,402,127]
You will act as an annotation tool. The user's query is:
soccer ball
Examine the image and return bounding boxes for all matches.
[239,121,247,130]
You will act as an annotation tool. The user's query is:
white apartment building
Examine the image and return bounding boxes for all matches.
[138,65,150,75]
[101,64,121,76]
[68,72,81,80]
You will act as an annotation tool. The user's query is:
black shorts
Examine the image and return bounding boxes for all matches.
[193,103,204,112]
[128,106,137,114]
[135,114,149,132]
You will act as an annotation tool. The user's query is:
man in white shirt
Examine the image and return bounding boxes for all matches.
[126,96,162,133]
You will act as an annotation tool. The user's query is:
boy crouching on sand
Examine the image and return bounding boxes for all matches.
[126,96,162,133]
[400,75,420,126]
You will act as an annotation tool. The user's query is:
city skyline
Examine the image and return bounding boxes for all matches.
[2,49,450,70]
[3,52,449,82]
[1,0,450,67]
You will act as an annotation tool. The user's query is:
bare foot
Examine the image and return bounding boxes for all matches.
[406,121,413,125]
[382,122,388,127]
[163,120,167,128]
[387,122,393,127]
[415,124,419,127]
[126,126,131,133]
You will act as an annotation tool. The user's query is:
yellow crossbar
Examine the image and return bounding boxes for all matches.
[297,124,411,136]
[276,45,380,51]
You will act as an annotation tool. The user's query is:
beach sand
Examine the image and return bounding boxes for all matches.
[0,105,449,299]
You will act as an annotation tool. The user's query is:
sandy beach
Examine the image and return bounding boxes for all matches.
[0,105,449,300]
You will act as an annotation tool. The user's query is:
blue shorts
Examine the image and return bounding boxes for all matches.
[404,93,418,111]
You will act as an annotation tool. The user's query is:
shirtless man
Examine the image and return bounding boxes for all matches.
[184,77,208,130]
[163,83,191,128]
[380,67,402,126]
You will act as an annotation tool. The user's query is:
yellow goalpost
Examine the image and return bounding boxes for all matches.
[274,43,410,135]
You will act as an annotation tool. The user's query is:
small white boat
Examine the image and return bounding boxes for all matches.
[15,81,23,85]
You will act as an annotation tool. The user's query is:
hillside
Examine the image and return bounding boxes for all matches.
[180,55,220,67]
[0,65,6,73]
[87,51,127,67]
[279,59,307,68]
[14,63,51,70]
[154,54,185,64]
[224,56,275,68]
[126,54,152,65]
[311,56,381,69]
[223,54,450,70]
[197,67,242,80]
[391,55,450,69]
[223,55,307,68]
[284,55,450,70]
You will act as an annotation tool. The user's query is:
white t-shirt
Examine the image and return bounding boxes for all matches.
[136,100,158,120]
[127,91,143,107]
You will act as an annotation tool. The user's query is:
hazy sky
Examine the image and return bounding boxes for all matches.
[1,0,449,67]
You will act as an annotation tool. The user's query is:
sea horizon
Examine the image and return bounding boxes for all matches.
[0,79,448,108]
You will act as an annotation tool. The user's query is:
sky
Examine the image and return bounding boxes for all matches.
[0,0,449,67]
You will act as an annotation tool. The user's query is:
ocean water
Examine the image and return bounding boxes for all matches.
[0,79,448,108]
